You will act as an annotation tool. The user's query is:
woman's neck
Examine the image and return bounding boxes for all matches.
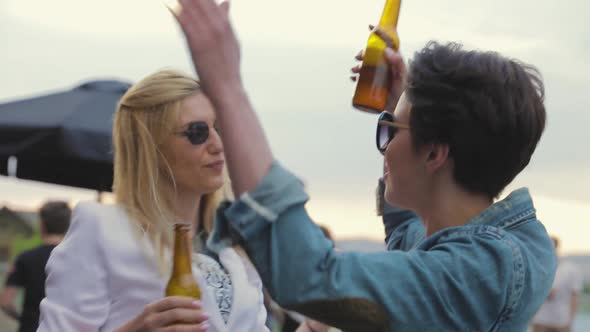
[174,191,202,237]
[419,183,492,237]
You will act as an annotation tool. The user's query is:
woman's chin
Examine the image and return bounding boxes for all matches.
[204,178,225,193]
[185,177,224,196]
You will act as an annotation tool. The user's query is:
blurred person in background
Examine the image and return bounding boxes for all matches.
[532,236,583,332]
[0,201,71,332]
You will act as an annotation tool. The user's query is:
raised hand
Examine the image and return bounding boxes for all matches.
[351,25,407,111]
[172,0,242,103]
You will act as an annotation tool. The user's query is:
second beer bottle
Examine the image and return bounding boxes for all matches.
[165,223,201,299]
[352,0,402,114]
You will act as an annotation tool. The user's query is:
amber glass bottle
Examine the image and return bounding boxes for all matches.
[352,0,401,114]
[165,224,201,299]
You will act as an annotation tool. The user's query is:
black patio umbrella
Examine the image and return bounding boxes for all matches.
[0,80,131,192]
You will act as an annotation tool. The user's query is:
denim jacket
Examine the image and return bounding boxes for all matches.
[209,162,557,332]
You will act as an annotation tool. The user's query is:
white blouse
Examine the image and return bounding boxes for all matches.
[37,201,269,332]
[194,253,234,323]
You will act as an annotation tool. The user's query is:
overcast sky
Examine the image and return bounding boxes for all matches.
[1,0,589,253]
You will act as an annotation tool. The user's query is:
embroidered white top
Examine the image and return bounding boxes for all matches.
[37,201,268,332]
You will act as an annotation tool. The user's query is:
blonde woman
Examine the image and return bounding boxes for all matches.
[37,70,269,332]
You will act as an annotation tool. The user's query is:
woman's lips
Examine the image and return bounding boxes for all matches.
[205,160,225,171]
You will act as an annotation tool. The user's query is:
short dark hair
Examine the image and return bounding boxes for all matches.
[406,42,546,198]
[39,201,71,235]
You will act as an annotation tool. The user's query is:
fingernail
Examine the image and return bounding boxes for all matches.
[192,300,202,307]
[201,322,210,331]
[384,48,394,57]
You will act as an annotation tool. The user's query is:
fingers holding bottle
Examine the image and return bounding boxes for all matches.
[350,50,364,82]
[371,24,407,110]
[124,297,209,332]
[351,24,406,111]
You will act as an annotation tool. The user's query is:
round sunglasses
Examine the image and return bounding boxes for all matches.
[376,111,410,155]
[175,121,216,145]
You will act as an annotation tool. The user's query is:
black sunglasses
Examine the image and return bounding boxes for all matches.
[376,111,410,155]
[174,121,214,145]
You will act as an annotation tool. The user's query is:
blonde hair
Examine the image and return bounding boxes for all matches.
[113,69,223,272]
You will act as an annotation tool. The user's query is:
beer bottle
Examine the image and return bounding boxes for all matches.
[165,224,201,299]
[352,0,401,114]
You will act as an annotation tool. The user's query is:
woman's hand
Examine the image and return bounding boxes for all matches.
[172,0,242,103]
[116,297,209,332]
[350,24,407,111]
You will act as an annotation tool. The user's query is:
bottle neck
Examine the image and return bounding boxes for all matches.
[378,0,401,27]
[171,224,193,276]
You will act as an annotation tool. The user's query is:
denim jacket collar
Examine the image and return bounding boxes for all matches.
[466,187,536,229]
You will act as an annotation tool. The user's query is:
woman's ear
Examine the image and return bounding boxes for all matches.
[425,143,450,173]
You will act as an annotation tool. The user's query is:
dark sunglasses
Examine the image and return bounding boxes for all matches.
[174,121,215,145]
[376,111,410,155]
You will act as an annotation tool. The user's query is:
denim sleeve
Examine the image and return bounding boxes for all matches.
[382,203,425,251]
[222,163,515,331]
